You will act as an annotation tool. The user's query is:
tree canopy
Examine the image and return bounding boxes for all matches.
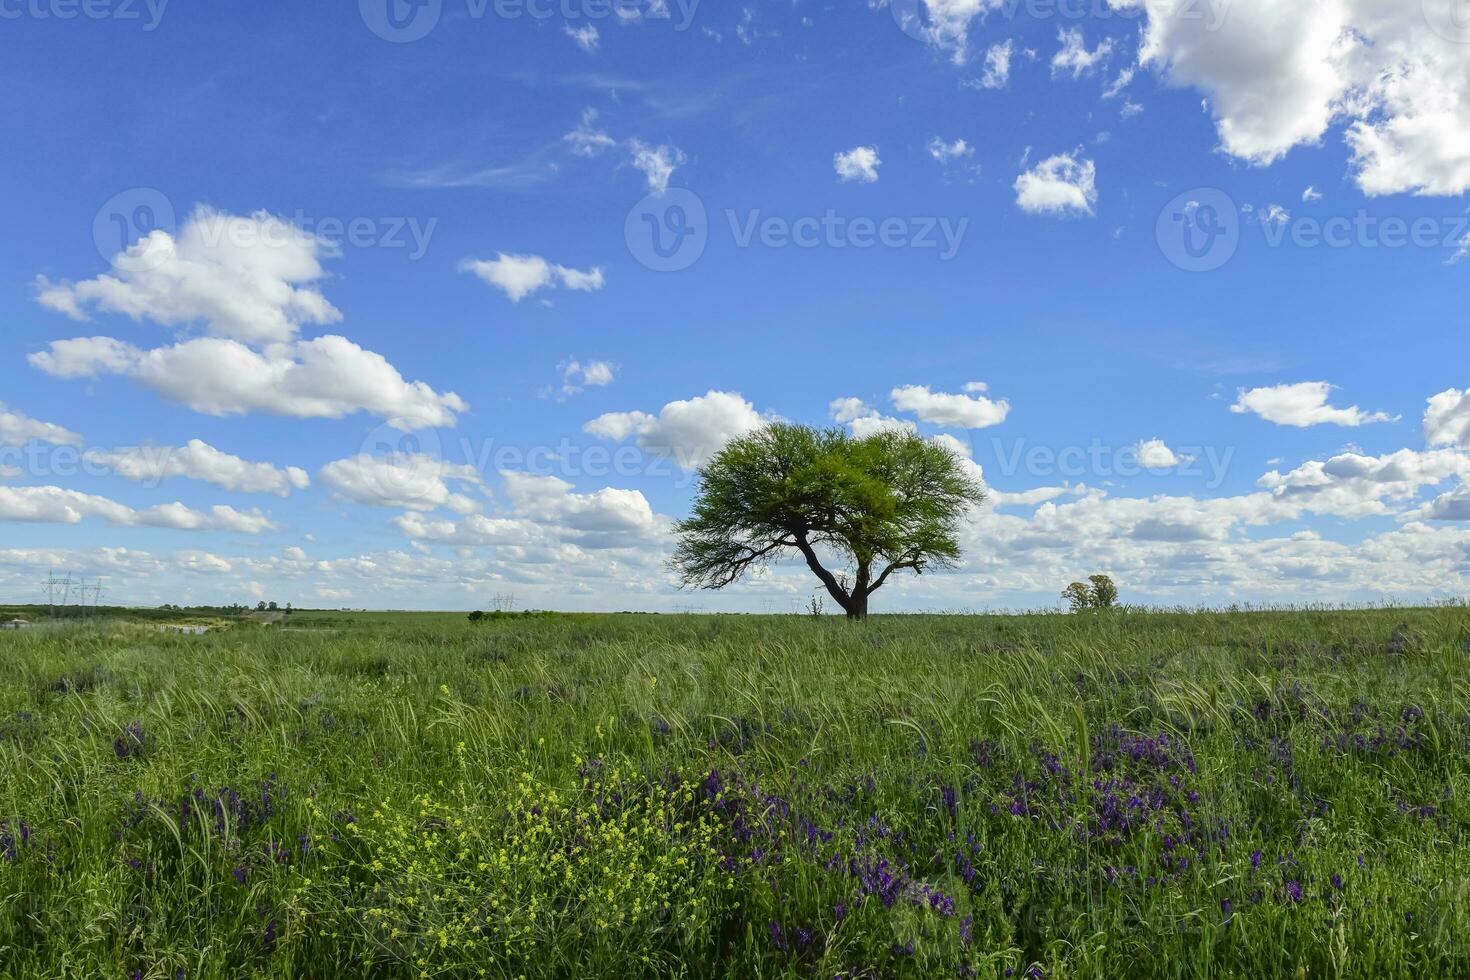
[672,423,986,619]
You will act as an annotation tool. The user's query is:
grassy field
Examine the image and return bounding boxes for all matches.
[1,607,1469,978]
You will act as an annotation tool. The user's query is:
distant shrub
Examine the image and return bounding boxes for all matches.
[1062,582,1092,613]
[1089,574,1119,610]
[1064,575,1119,611]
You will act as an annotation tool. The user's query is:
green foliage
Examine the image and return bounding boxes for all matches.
[2,608,1469,978]
[1088,574,1119,609]
[1062,581,1092,613]
[1064,575,1120,611]
[673,423,985,618]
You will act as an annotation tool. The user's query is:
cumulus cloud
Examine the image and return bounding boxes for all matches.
[31,207,466,431]
[30,335,466,430]
[394,470,666,552]
[834,146,881,183]
[1133,439,1194,469]
[584,390,766,470]
[891,384,1011,429]
[1425,388,1470,448]
[35,207,340,345]
[319,453,481,511]
[0,485,276,533]
[1014,152,1097,216]
[829,397,917,438]
[1117,0,1470,195]
[0,405,81,447]
[1231,382,1395,428]
[85,440,310,496]
[459,253,606,303]
[1260,448,1470,520]
[1051,27,1113,78]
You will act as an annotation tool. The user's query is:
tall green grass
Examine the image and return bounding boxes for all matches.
[0,608,1467,978]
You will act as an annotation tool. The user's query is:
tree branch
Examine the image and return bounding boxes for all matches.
[793,533,853,611]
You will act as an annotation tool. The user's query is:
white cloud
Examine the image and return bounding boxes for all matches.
[891,384,1010,429]
[1014,152,1097,216]
[1118,0,1470,195]
[1260,448,1470,519]
[1133,438,1193,469]
[35,207,340,345]
[1425,388,1470,448]
[0,485,275,533]
[927,137,973,163]
[585,390,766,470]
[834,146,881,183]
[564,107,617,156]
[394,470,667,553]
[85,440,310,496]
[564,23,599,51]
[459,253,605,303]
[31,206,465,432]
[320,453,480,511]
[1051,27,1113,79]
[502,471,659,539]
[978,39,1013,89]
[829,397,917,438]
[1103,66,1135,98]
[628,140,686,194]
[563,110,686,193]
[1231,382,1395,428]
[893,0,1002,65]
[560,359,616,396]
[1302,185,1324,202]
[30,335,465,429]
[0,405,81,447]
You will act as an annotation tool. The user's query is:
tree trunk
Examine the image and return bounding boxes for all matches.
[846,562,871,621]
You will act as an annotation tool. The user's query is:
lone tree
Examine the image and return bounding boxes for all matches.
[672,423,985,620]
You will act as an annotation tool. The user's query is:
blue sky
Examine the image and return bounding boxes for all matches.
[4,0,1470,611]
